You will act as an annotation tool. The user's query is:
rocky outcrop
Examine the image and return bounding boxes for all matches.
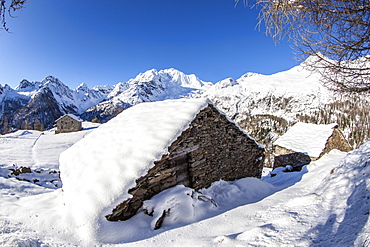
[80,100,131,123]
[106,104,264,222]
[1,87,64,133]
[3,164,61,188]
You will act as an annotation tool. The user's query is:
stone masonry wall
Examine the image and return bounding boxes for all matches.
[106,104,265,221]
[274,127,352,161]
[55,116,82,134]
[321,128,352,156]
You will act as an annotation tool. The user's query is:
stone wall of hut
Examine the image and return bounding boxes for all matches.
[321,128,352,156]
[55,116,82,134]
[274,127,352,161]
[106,104,265,222]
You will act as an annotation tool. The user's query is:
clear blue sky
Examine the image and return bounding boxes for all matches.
[0,0,297,89]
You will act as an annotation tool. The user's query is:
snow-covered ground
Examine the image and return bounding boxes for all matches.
[0,122,100,188]
[0,120,369,246]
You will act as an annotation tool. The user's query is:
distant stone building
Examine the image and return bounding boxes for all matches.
[55,114,82,134]
[273,122,351,169]
[105,99,265,222]
[272,152,312,171]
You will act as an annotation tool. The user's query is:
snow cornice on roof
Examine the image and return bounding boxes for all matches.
[274,122,338,158]
[55,114,83,122]
[59,98,213,242]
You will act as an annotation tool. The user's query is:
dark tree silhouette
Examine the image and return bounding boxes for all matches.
[0,0,27,31]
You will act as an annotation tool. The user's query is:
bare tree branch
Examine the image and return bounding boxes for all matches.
[239,0,370,93]
[0,0,27,32]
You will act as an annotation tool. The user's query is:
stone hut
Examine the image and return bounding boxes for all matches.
[273,122,351,169]
[59,98,265,228]
[55,114,82,134]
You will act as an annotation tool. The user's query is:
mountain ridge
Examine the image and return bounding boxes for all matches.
[0,64,368,154]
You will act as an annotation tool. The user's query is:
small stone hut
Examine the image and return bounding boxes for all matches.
[273,122,351,169]
[106,99,265,221]
[59,98,265,227]
[55,114,82,134]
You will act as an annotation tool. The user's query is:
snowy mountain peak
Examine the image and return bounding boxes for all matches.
[128,68,211,89]
[1,83,13,92]
[240,72,261,79]
[203,78,237,96]
[133,69,158,83]
[108,82,130,98]
[160,68,212,89]
[214,78,238,89]
[76,82,89,92]
[15,79,41,92]
[92,84,115,95]
[232,64,325,98]
[0,84,13,100]
[16,79,32,90]
[41,75,63,86]
[82,68,213,122]
[0,76,114,134]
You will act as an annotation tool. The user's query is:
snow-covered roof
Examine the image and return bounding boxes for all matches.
[56,114,82,122]
[274,122,338,158]
[59,98,212,242]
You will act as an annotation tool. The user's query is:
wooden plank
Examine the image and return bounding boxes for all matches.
[169,145,199,159]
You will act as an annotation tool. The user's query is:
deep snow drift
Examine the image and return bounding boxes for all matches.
[59,98,212,243]
[0,120,369,246]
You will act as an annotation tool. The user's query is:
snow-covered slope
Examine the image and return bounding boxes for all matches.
[203,61,369,155]
[0,58,369,246]
[0,122,100,188]
[0,121,368,246]
[0,123,99,170]
[75,82,114,113]
[203,63,330,122]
